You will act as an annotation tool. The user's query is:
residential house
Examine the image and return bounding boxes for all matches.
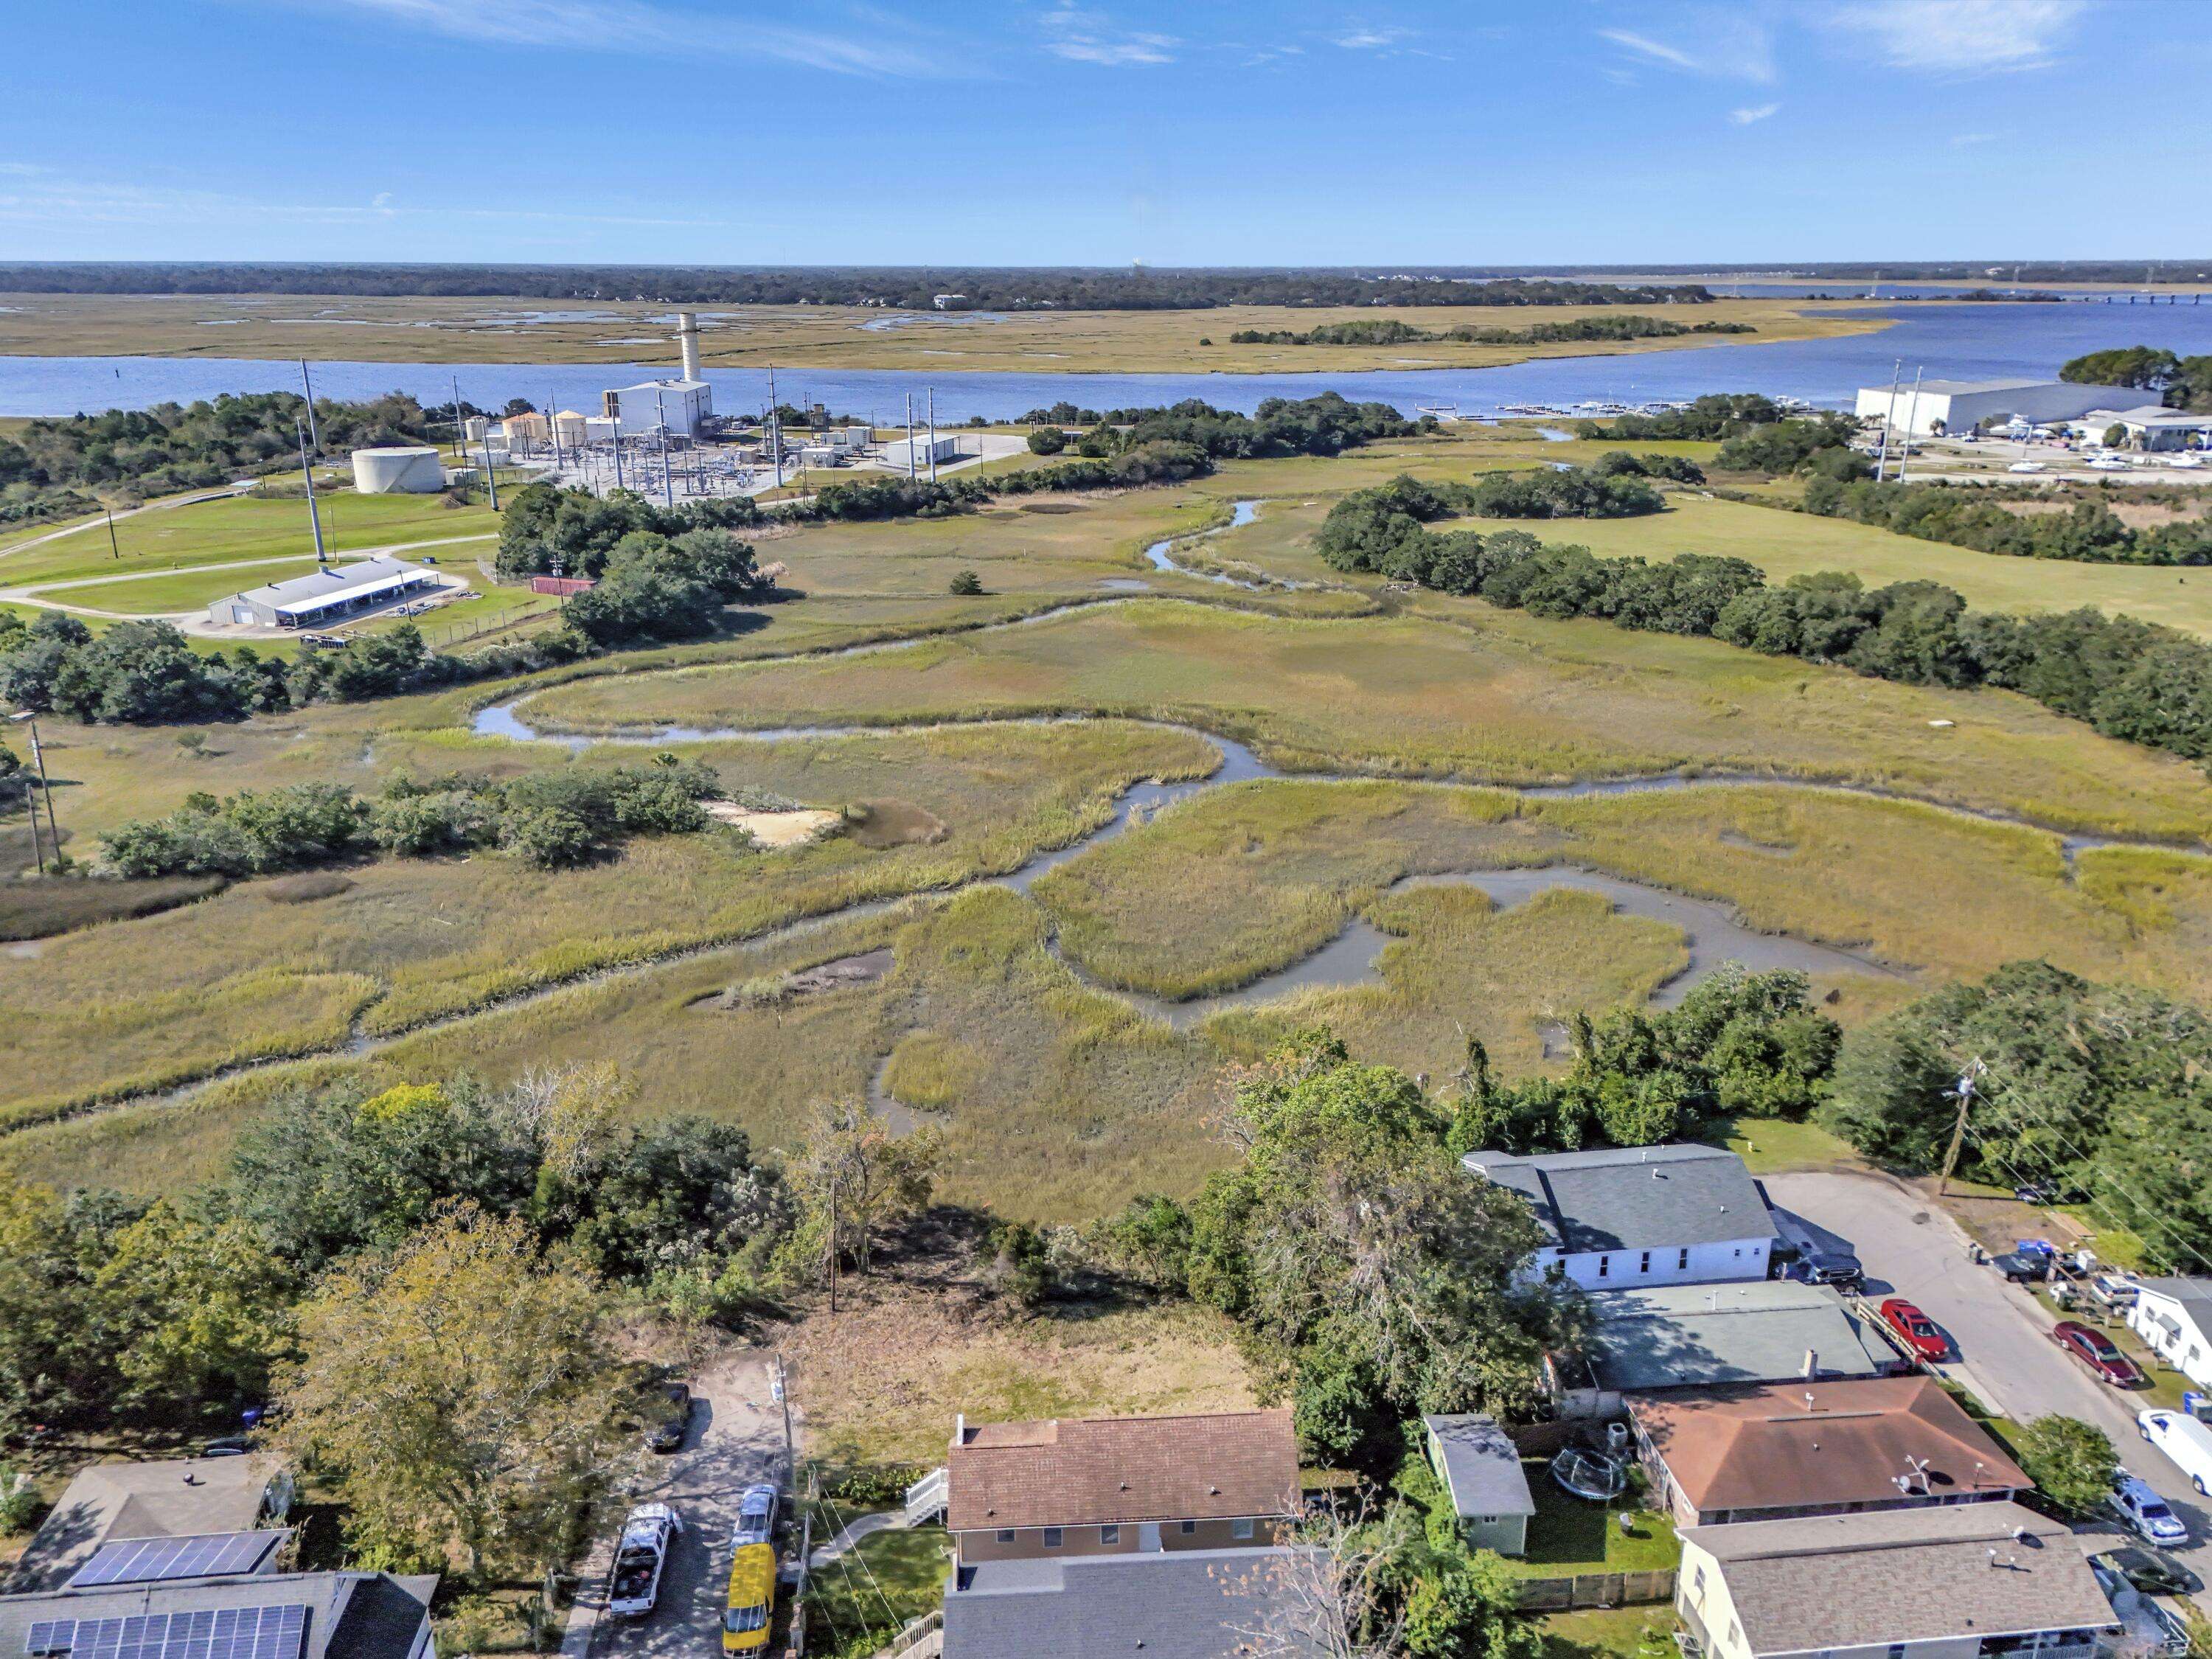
[1461,1144,1775,1290]
[942,1549,1327,1659]
[1420,1415,1534,1556]
[0,1571,438,1659]
[1675,1504,2118,1659]
[2127,1279,2212,1389]
[1627,1375,2030,1527]
[1548,1281,1896,1420]
[11,1457,295,1593]
[942,1408,1301,1565]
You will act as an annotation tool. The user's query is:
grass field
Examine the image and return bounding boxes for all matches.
[0,292,1891,373]
[526,596,2212,843]
[1475,493,2212,642]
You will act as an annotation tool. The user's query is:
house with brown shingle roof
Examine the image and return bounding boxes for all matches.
[1627,1375,2030,1528]
[943,1408,1301,1567]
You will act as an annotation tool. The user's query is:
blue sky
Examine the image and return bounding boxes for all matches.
[4,0,2208,266]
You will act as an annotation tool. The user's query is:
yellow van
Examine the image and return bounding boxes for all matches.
[723,1542,776,1653]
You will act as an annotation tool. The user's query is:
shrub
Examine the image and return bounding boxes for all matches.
[949,570,984,595]
[1026,427,1066,455]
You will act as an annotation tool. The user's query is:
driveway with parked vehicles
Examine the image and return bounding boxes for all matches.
[1765,1170,2212,1618]
[571,1352,794,1659]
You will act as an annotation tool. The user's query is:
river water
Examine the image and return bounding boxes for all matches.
[13,302,2212,420]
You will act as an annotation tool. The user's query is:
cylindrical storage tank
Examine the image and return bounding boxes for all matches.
[552,411,589,447]
[678,312,703,383]
[352,446,446,493]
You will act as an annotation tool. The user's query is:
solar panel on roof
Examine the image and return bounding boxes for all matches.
[69,1533,282,1588]
[21,1604,307,1659]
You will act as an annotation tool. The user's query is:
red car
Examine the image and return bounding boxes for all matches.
[2051,1321,2145,1387]
[1880,1297,1950,1361]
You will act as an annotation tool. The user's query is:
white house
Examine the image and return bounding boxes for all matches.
[2129,1279,2212,1388]
[1461,1144,1774,1291]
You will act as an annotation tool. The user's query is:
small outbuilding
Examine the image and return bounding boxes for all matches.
[2129,1278,2212,1388]
[1421,1415,1534,1556]
[349,446,444,494]
[2074,405,2212,451]
[209,557,440,630]
[880,434,962,471]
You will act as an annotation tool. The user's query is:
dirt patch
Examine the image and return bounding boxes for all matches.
[1,872,227,939]
[700,947,894,1011]
[1717,829,1796,858]
[704,801,844,848]
[1018,501,1084,515]
[847,799,949,849]
[260,872,357,904]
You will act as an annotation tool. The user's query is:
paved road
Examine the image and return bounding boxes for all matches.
[571,1351,793,1659]
[1768,1171,2212,1615]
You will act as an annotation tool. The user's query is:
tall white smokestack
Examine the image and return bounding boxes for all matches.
[677,312,702,383]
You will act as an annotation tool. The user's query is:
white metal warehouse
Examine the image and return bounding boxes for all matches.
[209,557,439,629]
[1853,377,2138,436]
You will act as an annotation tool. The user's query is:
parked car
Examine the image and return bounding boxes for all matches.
[2138,1408,2212,1497]
[2097,1545,2202,1598]
[1767,1203,1862,1288]
[607,1503,681,1618]
[2110,1475,2190,1546]
[734,1483,779,1548]
[2013,1180,2059,1205]
[649,1381,695,1453]
[2089,1561,2191,1658]
[2085,1272,2140,1315]
[2050,1321,2145,1387]
[1879,1297,1949,1362]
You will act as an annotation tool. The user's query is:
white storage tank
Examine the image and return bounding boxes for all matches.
[351,446,445,494]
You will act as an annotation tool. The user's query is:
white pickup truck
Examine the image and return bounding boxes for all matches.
[606,1503,681,1618]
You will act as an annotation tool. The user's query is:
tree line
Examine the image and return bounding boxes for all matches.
[2060,346,2212,411]
[0,262,1716,311]
[1800,474,2212,565]
[1315,473,2212,765]
[0,392,438,526]
[1228,315,1754,347]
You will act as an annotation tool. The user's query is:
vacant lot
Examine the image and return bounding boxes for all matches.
[527,597,2212,842]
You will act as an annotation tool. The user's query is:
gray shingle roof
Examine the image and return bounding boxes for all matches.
[1682,1505,2118,1655]
[0,1573,437,1659]
[1461,1144,1770,1254]
[11,1458,286,1593]
[1422,1416,1534,1520]
[942,1548,1327,1659]
[1577,1281,1891,1392]
[2137,1279,2212,1330]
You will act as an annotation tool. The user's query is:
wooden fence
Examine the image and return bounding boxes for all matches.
[1514,1569,1676,1613]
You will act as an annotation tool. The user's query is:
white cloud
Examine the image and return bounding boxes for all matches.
[1826,0,2087,74]
[1597,13,1775,83]
[1333,27,1409,49]
[1040,4,1177,65]
[1951,130,1998,146]
[1730,102,1781,124]
[257,0,962,77]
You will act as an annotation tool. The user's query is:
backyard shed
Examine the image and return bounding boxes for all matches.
[1422,1414,1534,1556]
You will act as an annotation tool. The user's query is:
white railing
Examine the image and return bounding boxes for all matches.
[904,1467,948,1526]
[872,1611,942,1659]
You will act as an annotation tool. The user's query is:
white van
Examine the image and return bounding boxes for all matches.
[2138,1408,2212,1496]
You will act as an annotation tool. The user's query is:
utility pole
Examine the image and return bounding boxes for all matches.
[826,1180,838,1314]
[654,389,674,509]
[773,1352,795,1481]
[548,389,562,470]
[1936,1058,1986,1197]
[768,365,784,490]
[450,374,466,462]
[1874,358,1902,482]
[299,360,321,455]
[904,393,917,480]
[296,419,327,566]
[927,386,937,483]
[1896,367,1924,481]
[10,713,45,874]
[480,434,499,511]
[104,507,121,561]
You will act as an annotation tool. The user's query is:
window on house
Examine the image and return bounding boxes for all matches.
[1639,1251,1652,1273]
[1101,1525,1120,1544]
[1728,1624,1740,1649]
[1733,1247,1742,1256]
[1180,1521,1197,1535]
[1678,1248,1690,1270]
[1885,1646,1906,1659]
[996,1530,1015,1543]
[1691,1566,1705,1597]
[1596,1255,1610,1279]
[1043,1528,1063,1548]
[1232,1518,1256,1540]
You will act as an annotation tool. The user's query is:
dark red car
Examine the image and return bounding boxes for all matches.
[2051,1321,2146,1387]
[1880,1297,1950,1361]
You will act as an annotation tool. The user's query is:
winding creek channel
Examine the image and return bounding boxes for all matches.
[63,509,2208,1122]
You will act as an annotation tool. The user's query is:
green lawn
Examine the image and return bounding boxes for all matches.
[52,559,330,615]
[803,1522,948,1656]
[1512,1463,1680,1578]
[1536,1607,1682,1659]
[1470,493,2212,644]
[1717,1116,1868,1176]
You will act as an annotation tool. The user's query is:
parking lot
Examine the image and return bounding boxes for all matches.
[1767,1171,2212,1618]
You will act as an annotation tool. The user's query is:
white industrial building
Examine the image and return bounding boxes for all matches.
[209,557,440,629]
[350,445,445,494]
[879,434,962,472]
[1854,378,2139,437]
[825,425,874,452]
[602,378,712,438]
[2073,404,2212,451]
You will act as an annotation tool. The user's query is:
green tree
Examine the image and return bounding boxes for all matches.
[782,1099,943,1290]
[1026,426,1066,455]
[94,1203,299,1416]
[2012,1415,2117,1517]
[275,1204,641,1576]
[0,1180,120,1432]
[950,569,984,595]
